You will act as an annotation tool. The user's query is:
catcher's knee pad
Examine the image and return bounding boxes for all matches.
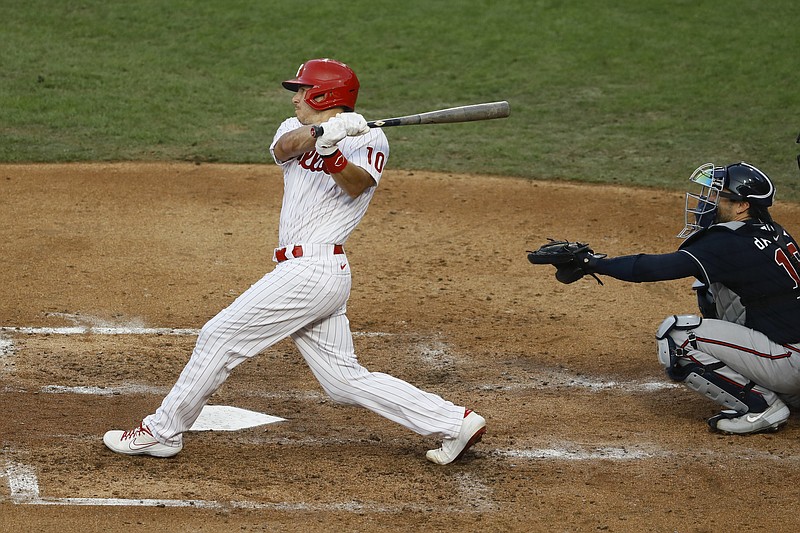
[680,362,768,414]
[655,314,702,379]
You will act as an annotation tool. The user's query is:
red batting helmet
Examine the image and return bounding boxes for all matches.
[282,59,359,111]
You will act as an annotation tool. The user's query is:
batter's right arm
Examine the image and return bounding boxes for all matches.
[328,161,375,199]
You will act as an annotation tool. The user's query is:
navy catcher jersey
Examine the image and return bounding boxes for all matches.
[593,220,800,344]
[679,221,800,343]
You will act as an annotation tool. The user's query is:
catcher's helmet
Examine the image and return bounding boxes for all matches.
[721,162,774,207]
[678,161,775,238]
[282,58,359,112]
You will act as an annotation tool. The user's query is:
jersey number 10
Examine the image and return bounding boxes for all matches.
[366,147,386,173]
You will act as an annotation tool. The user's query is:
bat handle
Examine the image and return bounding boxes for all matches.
[311,121,377,138]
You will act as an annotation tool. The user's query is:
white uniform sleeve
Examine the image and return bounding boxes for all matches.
[269,117,303,165]
[339,128,390,186]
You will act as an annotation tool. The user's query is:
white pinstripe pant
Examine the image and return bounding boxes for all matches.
[145,254,464,446]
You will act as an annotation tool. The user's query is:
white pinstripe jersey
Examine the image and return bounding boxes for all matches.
[269,117,390,247]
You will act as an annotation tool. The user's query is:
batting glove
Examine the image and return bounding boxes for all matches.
[315,117,347,156]
[337,112,370,136]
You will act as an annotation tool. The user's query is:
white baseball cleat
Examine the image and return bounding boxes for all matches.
[426,409,486,465]
[103,422,183,458]
[710,399,790,435]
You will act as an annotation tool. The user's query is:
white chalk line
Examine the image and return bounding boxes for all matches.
[0,326,201,336]
[496,446,656,461]
[0,312,423,337]
[39,384,168,396]
[0,326,412,336]
[33,384,332,403]
[0,335,13,355]
[496,441,800,463]
[34,380,676,399]
[0,457,492,512]
[1,312,192,336]
[480,374,681,392]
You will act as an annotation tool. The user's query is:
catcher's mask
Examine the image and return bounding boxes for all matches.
[282,58,359,112]
[677,161,775,238]
[678,163,725,239]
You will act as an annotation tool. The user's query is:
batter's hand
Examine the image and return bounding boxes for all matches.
[337,112,370,136]
[315,117,347,156]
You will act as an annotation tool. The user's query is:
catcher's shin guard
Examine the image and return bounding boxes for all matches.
[681,363,768,414]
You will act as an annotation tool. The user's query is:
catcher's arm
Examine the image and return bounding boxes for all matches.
[526,238,605,285]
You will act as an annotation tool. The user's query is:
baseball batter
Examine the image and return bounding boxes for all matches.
[103,58,486,464]
[529,162,800,434]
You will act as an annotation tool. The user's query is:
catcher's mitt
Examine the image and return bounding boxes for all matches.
[527,238,604,285]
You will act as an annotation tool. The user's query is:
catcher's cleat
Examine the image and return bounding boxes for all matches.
[708,399,790,435]
[103,422,183,458]
[426,409,486,465]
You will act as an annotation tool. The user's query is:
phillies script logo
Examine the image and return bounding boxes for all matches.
[298,151,329,174]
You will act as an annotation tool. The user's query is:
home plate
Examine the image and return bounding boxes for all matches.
[188,405,285,431]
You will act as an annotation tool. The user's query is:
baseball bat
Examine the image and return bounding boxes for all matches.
[310,101,510,138]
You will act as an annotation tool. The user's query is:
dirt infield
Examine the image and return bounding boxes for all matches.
[2,163,800,532]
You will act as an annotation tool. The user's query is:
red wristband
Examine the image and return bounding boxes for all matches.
[321,149,348,174]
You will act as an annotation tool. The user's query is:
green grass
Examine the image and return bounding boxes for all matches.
[2,0,799,198]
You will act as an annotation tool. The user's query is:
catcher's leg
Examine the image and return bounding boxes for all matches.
[655,315,789,433]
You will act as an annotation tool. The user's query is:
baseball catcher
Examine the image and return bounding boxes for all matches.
[528,162,800,435]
